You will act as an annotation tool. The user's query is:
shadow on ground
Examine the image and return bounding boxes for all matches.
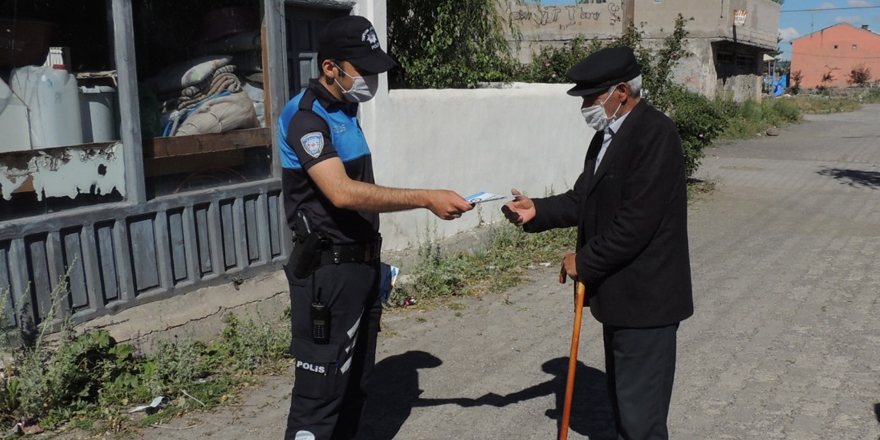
[499,357,617,440]
[817,168,880,189]
[362,351,473,440]
[874,403,880,423]
[362,353,616,440]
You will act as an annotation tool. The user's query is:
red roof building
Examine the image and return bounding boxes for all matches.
[790,23,880,89]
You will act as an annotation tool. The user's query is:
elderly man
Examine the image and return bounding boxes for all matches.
[503,47,693,440]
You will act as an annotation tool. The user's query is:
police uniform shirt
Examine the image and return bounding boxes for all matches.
[278,79,379,244]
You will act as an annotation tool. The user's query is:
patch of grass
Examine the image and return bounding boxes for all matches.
[448,303,465,310]
[717,97,803,139]
[859,88,880,104]
[0,270,290,436]
[391,222,576,307]
[687,178,717,201]
[787,96,861,114]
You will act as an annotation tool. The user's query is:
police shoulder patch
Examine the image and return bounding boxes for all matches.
[300,132,324,158]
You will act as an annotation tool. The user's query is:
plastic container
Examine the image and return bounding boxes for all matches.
[79,85,118,143]
[10,64,83,148]
[0,77,31,153]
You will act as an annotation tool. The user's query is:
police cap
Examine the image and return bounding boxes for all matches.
[319,15,397,74]
[565,47,641,97]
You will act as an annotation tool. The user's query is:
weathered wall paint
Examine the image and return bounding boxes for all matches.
[0,143,126,201]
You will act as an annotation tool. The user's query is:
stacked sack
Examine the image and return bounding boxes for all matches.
[147,55,258,137]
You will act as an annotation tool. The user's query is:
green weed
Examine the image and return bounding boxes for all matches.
[0,275,291,435]
[392,222,576,307]
[860,88,880,104]
[716,97,802,139]
[788,96,861,114]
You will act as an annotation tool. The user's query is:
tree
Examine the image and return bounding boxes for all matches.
[387,0,516,88]
[790,70,803,95]
[848,64,872,87]
[818,66,839,92]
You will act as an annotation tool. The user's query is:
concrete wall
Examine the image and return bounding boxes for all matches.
[504,0,779,62]
[502,0,778,102]
[360,83,593,250]
[791,23,880,89]
[499,0,625,63]
[635,0,778,50]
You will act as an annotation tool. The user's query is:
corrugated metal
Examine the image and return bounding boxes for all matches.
[0,183,288,328]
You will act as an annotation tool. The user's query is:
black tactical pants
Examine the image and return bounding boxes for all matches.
[283,259,381,440]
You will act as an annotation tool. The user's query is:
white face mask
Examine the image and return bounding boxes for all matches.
[581,85,623,131]
[335,64,379,103]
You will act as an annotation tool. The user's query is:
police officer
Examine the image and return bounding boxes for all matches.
[278,15,473,440]
[503,47,693,440]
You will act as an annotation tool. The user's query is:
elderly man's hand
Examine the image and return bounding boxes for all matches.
[562,253,578,280]
[501,189,536,226]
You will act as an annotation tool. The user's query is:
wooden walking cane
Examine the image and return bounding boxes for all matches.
[558,268,587,440]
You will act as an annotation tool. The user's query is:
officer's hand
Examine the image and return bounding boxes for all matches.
[426,190,474,220]
[501,189,535,226]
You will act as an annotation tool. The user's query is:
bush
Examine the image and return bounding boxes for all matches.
[664,86,724,177]
[848,64,872,87]
[714,96,802,140]
[767,98,802,124]
[388,0,516,88]
[519,36,600,83]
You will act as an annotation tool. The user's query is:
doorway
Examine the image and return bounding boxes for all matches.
[285,6,348,97]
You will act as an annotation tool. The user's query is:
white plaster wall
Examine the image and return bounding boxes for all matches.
[362,83,593,250]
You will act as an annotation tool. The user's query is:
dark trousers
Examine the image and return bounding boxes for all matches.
[603,323,679,440]
[283,259,381,440]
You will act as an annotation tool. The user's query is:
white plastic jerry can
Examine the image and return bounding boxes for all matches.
[11,64,84,148]
[0,76,32,153]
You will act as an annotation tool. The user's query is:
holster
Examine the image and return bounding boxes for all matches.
[291,231,330,279]
[291,209,329,279]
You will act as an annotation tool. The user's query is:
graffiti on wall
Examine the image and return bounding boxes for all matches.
[508,1,622,31]
[607,2,621,26]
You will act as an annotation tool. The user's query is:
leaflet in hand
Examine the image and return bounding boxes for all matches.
[465,192,517,204]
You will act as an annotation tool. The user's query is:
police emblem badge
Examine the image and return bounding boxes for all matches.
[362,27,380,50]
[300,132,324,158]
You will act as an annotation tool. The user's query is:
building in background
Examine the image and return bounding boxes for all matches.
[500,0,782,101]
[790,23,880,89]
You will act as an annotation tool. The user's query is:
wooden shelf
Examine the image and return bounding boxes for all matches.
[143,128,271,159]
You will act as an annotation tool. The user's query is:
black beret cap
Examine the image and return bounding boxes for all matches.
[319,15,397,74]
[565,47,641,97]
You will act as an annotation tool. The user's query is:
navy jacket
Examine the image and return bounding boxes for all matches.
[526,100,693,327]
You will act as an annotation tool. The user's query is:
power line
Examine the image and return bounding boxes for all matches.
[790,50,880,59]
[782,6,880,13]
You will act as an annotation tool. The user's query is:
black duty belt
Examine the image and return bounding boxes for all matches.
[319,237,382,265]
